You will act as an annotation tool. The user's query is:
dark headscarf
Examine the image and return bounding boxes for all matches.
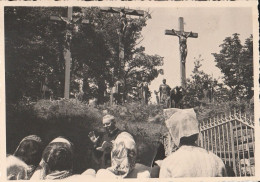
[13,135,43,178]
[31,137,74,180]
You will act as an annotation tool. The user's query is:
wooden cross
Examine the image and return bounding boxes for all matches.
[165,17,198,89]
[50,7,89,99]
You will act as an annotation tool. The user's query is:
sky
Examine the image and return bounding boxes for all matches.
[137,7,253,103]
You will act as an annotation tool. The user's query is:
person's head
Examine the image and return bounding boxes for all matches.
[102,114,116,134]
[41,137,73,173]
[136,142,154,167]
[179,134,198,146]
[163,79,166,84]
[165,108,199,147]
[14,135,43,166]
[7,155,28,180]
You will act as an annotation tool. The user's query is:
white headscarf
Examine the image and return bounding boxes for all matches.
[7,155,28,180]
[165,108,199,146]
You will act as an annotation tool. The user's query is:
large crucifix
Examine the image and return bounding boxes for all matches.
[165,17,198,88]
[50,7,89,99]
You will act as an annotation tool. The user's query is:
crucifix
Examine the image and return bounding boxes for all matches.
[165,17,198,88]
[50,7,89,99]
[100,7,145,104]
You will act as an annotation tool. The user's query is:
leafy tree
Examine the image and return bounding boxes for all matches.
[212,33,253,100]
[5,7,164,104]
[184,56,227,108]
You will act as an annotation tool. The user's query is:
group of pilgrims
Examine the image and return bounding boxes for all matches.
[7,108,230,180]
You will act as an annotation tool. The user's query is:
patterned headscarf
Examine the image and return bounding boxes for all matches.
[165,108,199,146]
[107,132,137,178]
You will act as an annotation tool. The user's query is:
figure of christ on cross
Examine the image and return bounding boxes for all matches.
[172,29,192,64]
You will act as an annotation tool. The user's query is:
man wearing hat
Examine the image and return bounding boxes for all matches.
[89,114,122,169]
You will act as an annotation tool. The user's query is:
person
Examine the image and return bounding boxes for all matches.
[88,114,122,169]
[159,108,227,177]
[7,155,29,180]
[159,79,171,107]
[96,132,140,178]
[111,80,123,105]
[30,137,74,180]
[13,135,43,178]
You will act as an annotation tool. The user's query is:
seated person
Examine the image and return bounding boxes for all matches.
[159,109,227,177]
[96,132,141,178]
[89,114,122,169]
[30,137,74,180]
[13,135,43,178]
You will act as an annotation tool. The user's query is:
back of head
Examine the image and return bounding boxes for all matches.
[42,142,73,172]
[165,108,199,146]
[136,142,154,167]
[14,140,43,166]
[7,155,28,180]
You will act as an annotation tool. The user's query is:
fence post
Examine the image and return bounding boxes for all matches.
[229,120,237,176]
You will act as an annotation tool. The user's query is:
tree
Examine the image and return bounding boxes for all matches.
[184,56,227,108]
[212,33,253,101]
[5,7,164,104]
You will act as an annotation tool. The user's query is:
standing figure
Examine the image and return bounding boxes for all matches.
[138,78,149,105]
[172,29,192,63]
[159,79,171,108]
[111,80,123,105]
[154,90,160,105]
[41,77,53,100]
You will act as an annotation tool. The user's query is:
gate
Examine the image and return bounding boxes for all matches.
[198,108,255,176]
[162,108,255,176]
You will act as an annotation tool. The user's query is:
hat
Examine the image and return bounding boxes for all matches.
[165,108,199,146]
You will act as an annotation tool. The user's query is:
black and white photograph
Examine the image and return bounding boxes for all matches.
[2,2,258,180]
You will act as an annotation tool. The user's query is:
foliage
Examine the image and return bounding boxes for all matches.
[184,56,227,108]
[33,99,101,121]
[212,33,253,100]
[5,7,164,105]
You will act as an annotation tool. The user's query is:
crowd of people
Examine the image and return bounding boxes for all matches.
[7,109,229,180]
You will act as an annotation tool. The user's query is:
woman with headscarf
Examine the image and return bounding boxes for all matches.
[159,108,227,178]
[30,137,74,180]
[96,132,142,178]
[13,135,43,178]
[7,155,29,180]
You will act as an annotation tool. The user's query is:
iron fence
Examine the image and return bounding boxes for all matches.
[162,108,255,176]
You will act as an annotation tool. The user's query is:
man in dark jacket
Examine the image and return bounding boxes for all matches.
[89,115,122,169]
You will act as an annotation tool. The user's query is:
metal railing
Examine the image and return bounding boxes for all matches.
[198,108,254,176]
[162,108,255,176]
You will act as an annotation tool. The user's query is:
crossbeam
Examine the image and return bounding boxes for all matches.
[100,7,145,16]
[165,30,198,38]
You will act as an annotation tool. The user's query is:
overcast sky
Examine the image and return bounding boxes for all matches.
[137,7,253,103]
